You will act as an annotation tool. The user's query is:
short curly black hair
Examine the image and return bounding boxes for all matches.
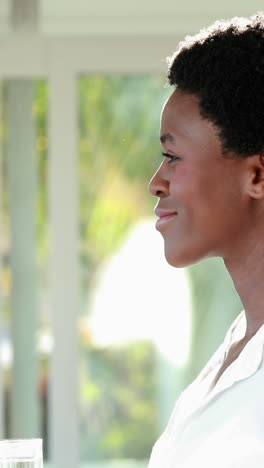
[167,13,264,156]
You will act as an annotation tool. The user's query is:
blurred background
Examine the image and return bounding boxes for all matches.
[0,0,261,467]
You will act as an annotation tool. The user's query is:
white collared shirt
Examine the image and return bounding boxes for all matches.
[148,311,264,468]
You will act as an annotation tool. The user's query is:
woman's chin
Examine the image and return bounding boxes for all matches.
[164,251,189,268]
[165,257,192,268]
[164,247,205,268]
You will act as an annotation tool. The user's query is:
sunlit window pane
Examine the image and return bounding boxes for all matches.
[78,75,174,464]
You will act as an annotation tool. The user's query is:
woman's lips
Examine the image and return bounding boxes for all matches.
[155,209,177,229]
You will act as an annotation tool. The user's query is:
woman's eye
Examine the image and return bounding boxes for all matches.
[162,152,181,164]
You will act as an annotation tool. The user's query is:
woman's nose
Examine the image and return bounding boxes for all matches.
[148,163,169,198]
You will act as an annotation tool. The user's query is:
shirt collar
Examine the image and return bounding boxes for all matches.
[206,310,264,400]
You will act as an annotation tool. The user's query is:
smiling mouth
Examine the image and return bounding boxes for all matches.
[156,213,177,229]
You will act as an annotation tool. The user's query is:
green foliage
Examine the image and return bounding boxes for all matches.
[79,75,169,183]
[80,341,158,461]
[79,75,171,265]
[34,80,49,264]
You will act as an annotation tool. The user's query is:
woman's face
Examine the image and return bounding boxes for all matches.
[149,89,249,267]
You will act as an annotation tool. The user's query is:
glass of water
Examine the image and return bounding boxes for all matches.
[0,439,42,468]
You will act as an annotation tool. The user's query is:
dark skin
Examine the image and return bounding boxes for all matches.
[149,89,264,391]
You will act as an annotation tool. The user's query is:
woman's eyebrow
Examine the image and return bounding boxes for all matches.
[160,133,175,144]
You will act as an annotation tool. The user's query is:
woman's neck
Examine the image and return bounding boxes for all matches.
[225,239,264,338]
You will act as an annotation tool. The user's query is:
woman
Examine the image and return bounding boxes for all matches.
[148,13,264,468]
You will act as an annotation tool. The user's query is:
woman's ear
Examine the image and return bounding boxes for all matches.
[246,154,264,200]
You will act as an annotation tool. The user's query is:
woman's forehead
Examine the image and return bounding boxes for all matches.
[160,89,219,147]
